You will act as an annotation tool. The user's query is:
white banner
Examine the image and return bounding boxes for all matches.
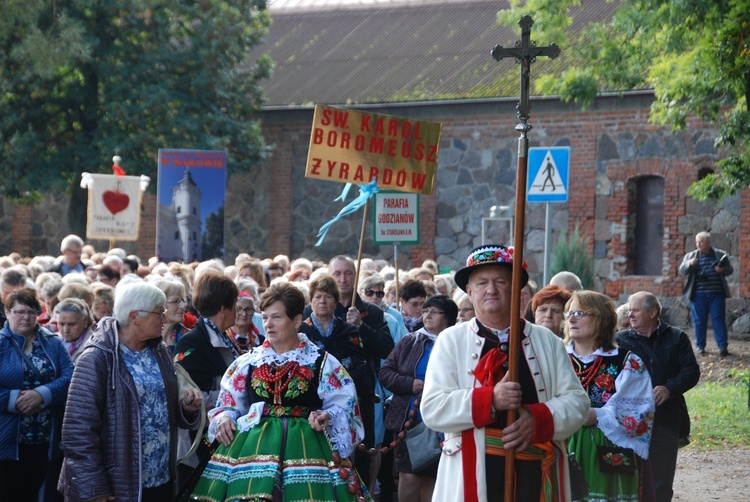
[373,191,419,245]
[81,173,149,241]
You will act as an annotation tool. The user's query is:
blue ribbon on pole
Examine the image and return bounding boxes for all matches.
[315,179,379,246]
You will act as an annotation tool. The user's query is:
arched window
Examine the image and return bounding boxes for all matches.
[697,166,714,181]
[627,176,665,276]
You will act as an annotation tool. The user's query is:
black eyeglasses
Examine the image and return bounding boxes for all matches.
[364,290,385,298]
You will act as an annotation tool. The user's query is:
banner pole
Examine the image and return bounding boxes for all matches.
[491,16,561,500]
[394,244,400,307]
[352,201,370,307]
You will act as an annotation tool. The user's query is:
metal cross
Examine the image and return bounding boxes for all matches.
[491,15,560,126]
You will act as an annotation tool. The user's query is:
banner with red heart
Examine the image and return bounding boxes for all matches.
[84,174,143,241]
[102,190,130,215]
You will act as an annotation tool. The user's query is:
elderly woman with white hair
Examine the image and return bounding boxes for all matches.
[53,298,94,364]
[152,279,190,354]
[59,283,202,502]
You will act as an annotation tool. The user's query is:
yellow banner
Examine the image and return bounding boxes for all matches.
[305,105,441,195]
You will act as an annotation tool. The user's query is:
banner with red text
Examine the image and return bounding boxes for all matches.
[305,105,441,195]
[83,174,145,241]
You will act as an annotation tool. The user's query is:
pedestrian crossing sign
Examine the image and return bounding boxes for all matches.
[526,147,570,203]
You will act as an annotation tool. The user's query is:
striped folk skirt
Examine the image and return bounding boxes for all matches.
[568,426,641,502]
[191,416,369,502]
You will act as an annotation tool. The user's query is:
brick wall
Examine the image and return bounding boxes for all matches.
[10,204,33,256]
[4,94,747,318]
[740,189,750,298]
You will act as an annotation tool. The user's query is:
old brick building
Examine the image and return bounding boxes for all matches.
[2,0,747,326]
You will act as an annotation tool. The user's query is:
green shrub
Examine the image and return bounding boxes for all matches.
[549,226,595,288]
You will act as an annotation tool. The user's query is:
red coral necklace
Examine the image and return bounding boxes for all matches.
[570,354,603,389]
[254,361,299,396]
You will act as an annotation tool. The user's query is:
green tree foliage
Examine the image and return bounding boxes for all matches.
[550,227,595,289]
[202,205,225,259]
[498,0,750,201]
[0,0,272,200]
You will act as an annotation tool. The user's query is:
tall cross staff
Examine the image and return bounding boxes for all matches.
[490,15,560,501]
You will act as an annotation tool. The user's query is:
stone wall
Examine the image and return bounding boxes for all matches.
[1,191,157,259]
[3,93,748,333]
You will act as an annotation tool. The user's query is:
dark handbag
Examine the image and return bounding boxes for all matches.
[405,421,442,471]
[567,453,589,500]
[597,445,637,473]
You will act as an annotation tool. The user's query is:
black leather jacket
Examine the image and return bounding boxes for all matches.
[616,322,700,425]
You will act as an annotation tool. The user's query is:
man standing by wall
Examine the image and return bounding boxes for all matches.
[678,231,733,356]
[617,291,700,502]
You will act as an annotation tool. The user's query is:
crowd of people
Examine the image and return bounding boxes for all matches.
[0,229,727,501]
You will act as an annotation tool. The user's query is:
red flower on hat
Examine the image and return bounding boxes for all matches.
[465,246,528,271]
[506,247,529,270]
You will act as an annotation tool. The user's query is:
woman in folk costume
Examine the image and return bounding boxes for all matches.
[421,245,590,502]
[564,290,655,501]
[191,283,370,502]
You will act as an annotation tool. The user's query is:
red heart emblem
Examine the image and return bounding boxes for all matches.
[102,190,130,215]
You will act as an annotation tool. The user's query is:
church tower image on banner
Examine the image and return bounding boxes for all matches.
[158,170,202,262]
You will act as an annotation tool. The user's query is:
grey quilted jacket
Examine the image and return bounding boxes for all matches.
[58,317,198,501]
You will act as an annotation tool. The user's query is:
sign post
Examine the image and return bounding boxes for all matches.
[527,146,570,283]
[373,191,420,245]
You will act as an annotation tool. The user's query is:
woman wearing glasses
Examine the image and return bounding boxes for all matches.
[59,282,202,501]
[153,279,189,354]
[225,292,264,353]
[564,290,655,502]
[0,288,73,502]
[359,273,408,344]
[379,294,458,502]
